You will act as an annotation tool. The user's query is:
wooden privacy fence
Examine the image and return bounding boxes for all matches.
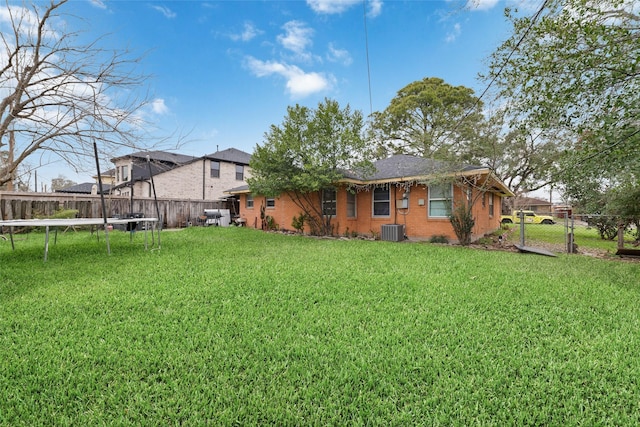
[0,191,231,229]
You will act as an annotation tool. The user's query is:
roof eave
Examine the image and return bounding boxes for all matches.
[338,168,514,197]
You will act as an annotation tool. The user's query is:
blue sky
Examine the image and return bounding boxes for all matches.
[34,0,539,185]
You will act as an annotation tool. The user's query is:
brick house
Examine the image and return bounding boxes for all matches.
[226,154,513,242]
[111,148,252,201]
[511,196,553,215]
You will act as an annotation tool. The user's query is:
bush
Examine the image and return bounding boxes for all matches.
[264,215,278,231]
[449,204,475,246]
[585,215,620,240]
[291,213,307,233]
[476,236,493,245]
[429,235,449,244]
[35,209,78,219]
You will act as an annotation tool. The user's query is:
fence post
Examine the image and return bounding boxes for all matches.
[519,210,525,246]
[617,222,625,250]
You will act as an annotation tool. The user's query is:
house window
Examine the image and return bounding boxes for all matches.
[211,161,220,178]
[373,185,390,217]
[246,194,254,209]
[346,191,356,218]
[322,188,336,216]
[236,165,244,181]
[120,165,129,182]
[266,198,275,208]
[428,183,452,218]
[488,193,494,217]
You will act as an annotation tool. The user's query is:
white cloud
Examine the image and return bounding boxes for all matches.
[445,22,461,42]
[277,21,314,55]
[89,0,107,10]
[151,98,169,115]
[306,0,353,14]
[0,5,47,37]
[326,43,352,66]
[466,0,500,11]
[230,22,262,42]
[306,0,382,16]
[367,0,383,18]
[245,56,334,98]
[151,5,176,19]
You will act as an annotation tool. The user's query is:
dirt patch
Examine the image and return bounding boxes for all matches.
[469,238,639,263]
[268,228,640,262]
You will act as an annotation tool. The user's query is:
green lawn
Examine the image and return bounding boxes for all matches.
[1,227,639,425]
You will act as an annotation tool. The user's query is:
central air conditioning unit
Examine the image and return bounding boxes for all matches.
[381,224,404,242]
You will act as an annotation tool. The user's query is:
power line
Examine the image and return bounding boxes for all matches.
[453,0,549,132]
[465,0,635,167]
[363,0,373,117]
[576,127,640,165]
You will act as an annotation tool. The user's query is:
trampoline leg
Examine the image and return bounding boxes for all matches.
[44,226,50,262]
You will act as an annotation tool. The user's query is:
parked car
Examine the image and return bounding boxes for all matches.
[501,210,555,225]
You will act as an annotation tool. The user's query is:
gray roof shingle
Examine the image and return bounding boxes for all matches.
[56,182,112,194]
[112,151,197,165]
[204,148,252,165]
[344,154,484,181]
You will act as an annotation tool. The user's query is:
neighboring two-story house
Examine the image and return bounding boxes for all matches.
[111,148,252,201]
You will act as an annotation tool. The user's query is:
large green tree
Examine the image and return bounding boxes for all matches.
[370,77,520,245]
[484,0,639,206]
[461,108,561,199]
[248,98,371,236]
[369,77,486,161]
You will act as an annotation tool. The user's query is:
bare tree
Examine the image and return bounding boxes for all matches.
[0,0,154,187]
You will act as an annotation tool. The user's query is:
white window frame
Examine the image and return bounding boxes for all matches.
[346,191,356,218]
[235,165,244,181]
[266,198,275,208]
[372,185,390,218]
[488,193,494,217]
[121,165,129,182]
[428,183,452,218]
[246,194,254,209]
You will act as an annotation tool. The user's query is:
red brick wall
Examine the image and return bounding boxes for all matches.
[237,183,503,242]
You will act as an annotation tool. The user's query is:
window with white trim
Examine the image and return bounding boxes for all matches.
[346,191,356,218]
[235,165,244,181]
[266,198,275,208]
[428,183,452,217]
[119,165,129,182]
[488,193,494,217]
[246,194,254,209]
[373,185,390,217]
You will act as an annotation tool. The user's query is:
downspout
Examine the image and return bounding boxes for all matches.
[202,158,206,200]
[393,185,398,225]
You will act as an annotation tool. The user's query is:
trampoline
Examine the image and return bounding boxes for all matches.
[0,142,163,261]
[0,217,159,261]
